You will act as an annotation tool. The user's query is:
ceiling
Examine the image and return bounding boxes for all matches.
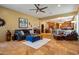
[0,4,77,18]
[49,16,73,23]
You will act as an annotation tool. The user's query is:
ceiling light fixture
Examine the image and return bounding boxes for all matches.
[57,4,61,7]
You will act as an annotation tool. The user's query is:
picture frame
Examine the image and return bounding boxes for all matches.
[18,18,28,28]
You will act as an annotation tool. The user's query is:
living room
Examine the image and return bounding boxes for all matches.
[0,4,79,55]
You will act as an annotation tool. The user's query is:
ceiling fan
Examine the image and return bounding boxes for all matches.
[30,4,48,13]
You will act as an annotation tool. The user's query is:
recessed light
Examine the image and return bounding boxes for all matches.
[57,4,61,7]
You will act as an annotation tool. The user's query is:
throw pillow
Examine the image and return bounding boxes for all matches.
[20,31,24,35]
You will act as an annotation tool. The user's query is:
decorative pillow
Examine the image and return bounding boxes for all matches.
[20,31,24,35]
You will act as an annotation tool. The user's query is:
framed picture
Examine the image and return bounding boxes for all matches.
[18,18,28,28]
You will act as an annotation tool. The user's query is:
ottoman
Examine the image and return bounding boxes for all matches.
[25,35,41,42]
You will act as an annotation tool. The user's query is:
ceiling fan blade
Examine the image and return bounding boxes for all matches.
[40,10,45,13]
[34,4,39,9]
[40,7,48,10]
[29,9,37,10]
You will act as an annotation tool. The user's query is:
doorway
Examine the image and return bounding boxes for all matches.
[41,24,44,33]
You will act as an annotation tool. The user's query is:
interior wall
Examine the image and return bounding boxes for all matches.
[0,6,40,42]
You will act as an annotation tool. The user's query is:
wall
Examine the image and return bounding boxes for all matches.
[0,6,40,42]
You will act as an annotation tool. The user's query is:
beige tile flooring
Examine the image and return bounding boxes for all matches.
[0,35,79,55]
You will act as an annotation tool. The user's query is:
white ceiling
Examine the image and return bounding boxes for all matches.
[0,4,77,18]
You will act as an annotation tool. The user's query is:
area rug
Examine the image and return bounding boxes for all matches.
[22,38,51,49]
